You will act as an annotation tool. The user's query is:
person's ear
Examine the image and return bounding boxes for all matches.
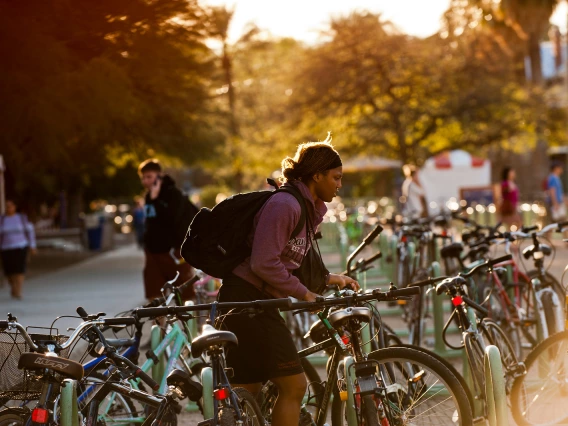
[312,173,322,183]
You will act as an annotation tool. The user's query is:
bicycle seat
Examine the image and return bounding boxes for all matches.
[440,243,464,259]
[166,369,203,402]
[463,244,489,262]
[522,244,552,260]
[306,307,372,344]
[191,324,238,358]
[18,353,84,380]
[435,276,467,295]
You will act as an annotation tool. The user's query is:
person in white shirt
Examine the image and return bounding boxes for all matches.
[401,165,427,219]
[0,199,37,299]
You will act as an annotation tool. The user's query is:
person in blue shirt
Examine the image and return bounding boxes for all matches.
[547,162,566,222]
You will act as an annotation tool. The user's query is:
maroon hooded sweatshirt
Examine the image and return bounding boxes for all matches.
[232,180,328,300]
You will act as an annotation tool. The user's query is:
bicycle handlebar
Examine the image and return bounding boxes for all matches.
[107,351,159,391]
[133,297,293,319]
[363,225,383,245]
[281,287,420,312]
[408,254,513,289]
[143,275,201,308]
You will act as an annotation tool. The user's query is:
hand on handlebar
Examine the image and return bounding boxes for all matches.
[328,273,360,291]
[303,290,319,302]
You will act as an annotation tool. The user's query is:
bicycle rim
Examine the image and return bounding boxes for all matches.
[511,330,568,426]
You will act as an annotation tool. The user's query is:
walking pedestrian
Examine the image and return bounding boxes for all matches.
[547,162,566,222]
[138,159,198,301]
[218,140,359,426]
[0,198,37,299]
[497,167,522,229]
[132,197,145,249]
[401,164,427,219]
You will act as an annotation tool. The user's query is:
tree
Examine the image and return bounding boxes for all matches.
[289,12,538,164]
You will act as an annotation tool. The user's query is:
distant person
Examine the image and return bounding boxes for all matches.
[0,198,37,299]
[547,162,566,222]
[138,159,198,301]
[498,167,522,229]
[132,197,145,249]
[401,164,427,219]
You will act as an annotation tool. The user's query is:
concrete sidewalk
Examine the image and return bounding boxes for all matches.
[0,244,146,331]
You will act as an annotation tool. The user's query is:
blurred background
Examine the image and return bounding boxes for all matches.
[1,0,568,250]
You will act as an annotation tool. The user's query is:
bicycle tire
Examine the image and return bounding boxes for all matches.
[511,329,568,426]
[541,291,561,338]
[480,319,519,394]
[361,395,379,426]
[231,388,264,425]
[331,347,473,425]
[464,333,485,399]
[0,408,28,426]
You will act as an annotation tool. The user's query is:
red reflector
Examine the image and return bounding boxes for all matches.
[214,388,229,400]
[401,236,407,242]
[32,408,49,423]
[452,296,463,306]
[341,335,350,345]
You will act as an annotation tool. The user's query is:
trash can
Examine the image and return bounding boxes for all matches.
[84,214,104,251]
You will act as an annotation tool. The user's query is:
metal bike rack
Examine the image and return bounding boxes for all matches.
[60,379,79,426]
[484,345,508,426]
[150,325,166,384]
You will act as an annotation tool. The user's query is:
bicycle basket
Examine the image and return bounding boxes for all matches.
[0,329,70,402]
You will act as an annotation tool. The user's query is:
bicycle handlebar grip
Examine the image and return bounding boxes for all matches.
[558,221,568,230]
[134,367,159,391]
[77,307,89,319]
[387,287,420,298]
[143,297,165,308]
[253,297,292,309]
[133,307,169,318]
[363,225,383,245]
[178,275,201,294]
[522,225,539,233]
[103,317,137,326]
[488,254,512,266]
[0,321,9,330]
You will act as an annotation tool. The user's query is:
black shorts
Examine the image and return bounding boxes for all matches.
[1,247,28,276]
[218,275,303,384]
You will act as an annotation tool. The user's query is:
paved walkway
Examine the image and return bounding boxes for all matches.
[0,244,146,331]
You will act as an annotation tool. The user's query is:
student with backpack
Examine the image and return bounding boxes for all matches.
[0,198,36,299]
[185,140,358,426]
[138,159,198,302]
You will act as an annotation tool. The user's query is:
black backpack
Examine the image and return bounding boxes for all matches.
[181,180,306,279]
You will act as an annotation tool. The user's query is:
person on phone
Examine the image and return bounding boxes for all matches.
[547,162,566,223]
[138,159,198,302]
[218,139,359,426]
[0,198,37,299]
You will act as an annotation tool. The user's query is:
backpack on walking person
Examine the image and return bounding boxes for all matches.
[181,179,328,293]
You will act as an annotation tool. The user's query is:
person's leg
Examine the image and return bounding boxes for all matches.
[269,373,307,426]
[6,274,16,295]
[230,382,263,396]
[11,274,24,298]
[143,251,164,301]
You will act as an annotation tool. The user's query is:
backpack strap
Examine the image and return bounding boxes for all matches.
[275,186,307,240]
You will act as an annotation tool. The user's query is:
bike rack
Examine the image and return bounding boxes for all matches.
[60,379,79,426]
[484,345,508,426]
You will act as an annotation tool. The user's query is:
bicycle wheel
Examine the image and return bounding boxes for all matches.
[511,329,568,426]
[464,333,485,399]
[226,388,263,425]
[331,347,473,426]
[0,408,28,426]
[480,319,520,394]
[361,395,379,426]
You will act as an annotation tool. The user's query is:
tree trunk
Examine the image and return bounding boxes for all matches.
[528,32,543,85]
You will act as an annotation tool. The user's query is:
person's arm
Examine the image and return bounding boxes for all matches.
[548,178,559,208]
[249,195,310,300]
[26,220,37,250]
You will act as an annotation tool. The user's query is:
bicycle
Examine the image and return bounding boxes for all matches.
[257,286,474,426]
[133,297,297,425]
[409,254,526,420]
